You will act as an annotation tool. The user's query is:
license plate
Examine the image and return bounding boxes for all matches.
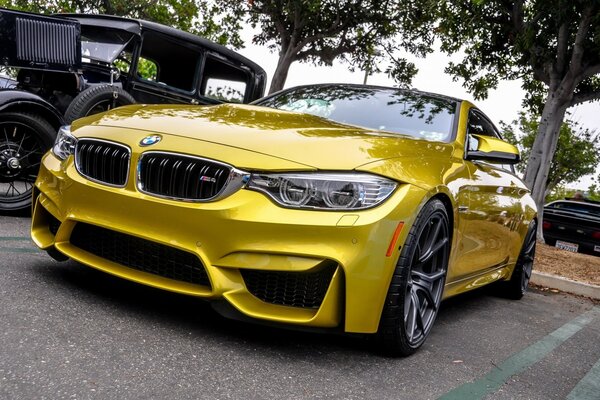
[556,240,579,252]
[595,245,600,253]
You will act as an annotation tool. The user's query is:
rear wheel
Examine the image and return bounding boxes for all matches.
[0,112,55,212]
[502,220,536,300]
[377,199,450,356]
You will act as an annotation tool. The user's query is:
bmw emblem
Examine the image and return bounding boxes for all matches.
[140,135,162,146]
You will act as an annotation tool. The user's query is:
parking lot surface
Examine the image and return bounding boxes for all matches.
[1,214,599,399]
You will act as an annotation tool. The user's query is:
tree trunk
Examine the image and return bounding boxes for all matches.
[523,88,570,242]
[269,53,294,94]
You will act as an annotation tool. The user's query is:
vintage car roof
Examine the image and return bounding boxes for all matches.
[57,13,266,75]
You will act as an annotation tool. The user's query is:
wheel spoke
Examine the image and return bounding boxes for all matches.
[525,237,535,254]
[412,269,445,283]
[413,280,437,312]
[413,290,425,331]
[418,237,448,264]
[406,292,418,341]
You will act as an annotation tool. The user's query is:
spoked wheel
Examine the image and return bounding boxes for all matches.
[377,199,450,356]
[502,220,536,299]
[0,113,55,211]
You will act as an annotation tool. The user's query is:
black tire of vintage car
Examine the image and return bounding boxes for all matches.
[64,85,136,123]
[0,112,55,211]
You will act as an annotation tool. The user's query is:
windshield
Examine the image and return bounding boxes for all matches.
[256,85,457,141]
[80,26,134,64]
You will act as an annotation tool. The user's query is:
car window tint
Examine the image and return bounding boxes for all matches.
[138,31,200,92]
[551,202,600,216]
[201,57,248,103]
[257,86,457,142]
[467,110,515,173]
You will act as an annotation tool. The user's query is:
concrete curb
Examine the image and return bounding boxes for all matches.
[531,271,600,300]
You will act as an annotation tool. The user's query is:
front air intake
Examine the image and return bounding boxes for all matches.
[70,222,211,288]
[240,262,337,309]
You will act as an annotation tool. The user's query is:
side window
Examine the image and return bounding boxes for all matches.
[201,57,248,103]
[137,31,200,92]
[467,110,515,173]
[467,111,499,140]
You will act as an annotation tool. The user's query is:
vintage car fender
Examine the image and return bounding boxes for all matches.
[0,89,65,130]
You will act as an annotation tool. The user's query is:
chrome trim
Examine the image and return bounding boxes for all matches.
[74,138,131,188]
[136,151,250,203]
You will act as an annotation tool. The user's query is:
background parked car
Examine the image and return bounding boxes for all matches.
[0,7,266,211]
[543,198,600,256]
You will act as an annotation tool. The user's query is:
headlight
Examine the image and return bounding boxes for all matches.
[52,125,77,161]
[247,172,397,210]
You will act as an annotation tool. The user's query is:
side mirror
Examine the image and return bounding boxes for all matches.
[466,134,520,165]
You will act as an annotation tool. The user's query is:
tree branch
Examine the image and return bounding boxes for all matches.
[570,5,594,73]
[569,90,600,107]
[555,23,568,76]
[581,64,600,81]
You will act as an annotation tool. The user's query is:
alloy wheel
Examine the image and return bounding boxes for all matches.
[404,212,449,345]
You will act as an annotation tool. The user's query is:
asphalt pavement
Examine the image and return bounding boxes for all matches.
[1,214,599,400]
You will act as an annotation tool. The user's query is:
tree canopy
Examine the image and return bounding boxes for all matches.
[501,111,600,193]
[0,0,242,47]
[213,0,436,93]
[436,0,600,239]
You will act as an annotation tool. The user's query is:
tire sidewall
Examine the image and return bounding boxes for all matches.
[64,85,136,123]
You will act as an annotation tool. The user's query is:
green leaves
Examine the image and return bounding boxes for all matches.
[215,0,438,92]
[0,0,243,48]
[501,111,600,191]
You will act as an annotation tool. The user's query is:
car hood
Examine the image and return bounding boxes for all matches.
[72,103,453,171]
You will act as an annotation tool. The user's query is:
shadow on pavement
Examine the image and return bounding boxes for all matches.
[31,258,504,357]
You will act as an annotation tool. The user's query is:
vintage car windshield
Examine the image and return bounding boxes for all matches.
[256,85,457,141]
[80,26,134,64]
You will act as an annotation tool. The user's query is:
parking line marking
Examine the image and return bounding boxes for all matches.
[438,306,600,400]
[0,236,31,241]
[0,247,40,253]
[567,356,600,400]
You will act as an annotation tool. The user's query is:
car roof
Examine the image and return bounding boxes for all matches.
[545,199,600,208]
[57,13,266,75]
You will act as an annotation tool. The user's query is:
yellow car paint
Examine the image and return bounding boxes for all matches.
[32,99,536,334]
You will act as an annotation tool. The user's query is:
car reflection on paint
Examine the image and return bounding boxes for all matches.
[31,84,537,356]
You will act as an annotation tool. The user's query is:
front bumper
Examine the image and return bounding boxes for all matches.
[32,152,426,333]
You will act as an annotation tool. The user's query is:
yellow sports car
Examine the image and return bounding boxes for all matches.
[31,84,537,356]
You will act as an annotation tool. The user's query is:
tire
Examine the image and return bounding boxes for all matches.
[376,199,451,357]
[0,112,55,212]
[64,84,136,123]
[502,220,536,300]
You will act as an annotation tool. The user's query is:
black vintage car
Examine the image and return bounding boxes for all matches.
[0,8,266,211]
[543,199,600,256]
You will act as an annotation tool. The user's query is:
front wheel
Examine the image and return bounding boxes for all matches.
[0,112,55,212]
[376,199,450,356]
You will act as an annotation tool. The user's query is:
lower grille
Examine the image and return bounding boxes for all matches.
[240,262,337,308]
[70,223,210,288]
